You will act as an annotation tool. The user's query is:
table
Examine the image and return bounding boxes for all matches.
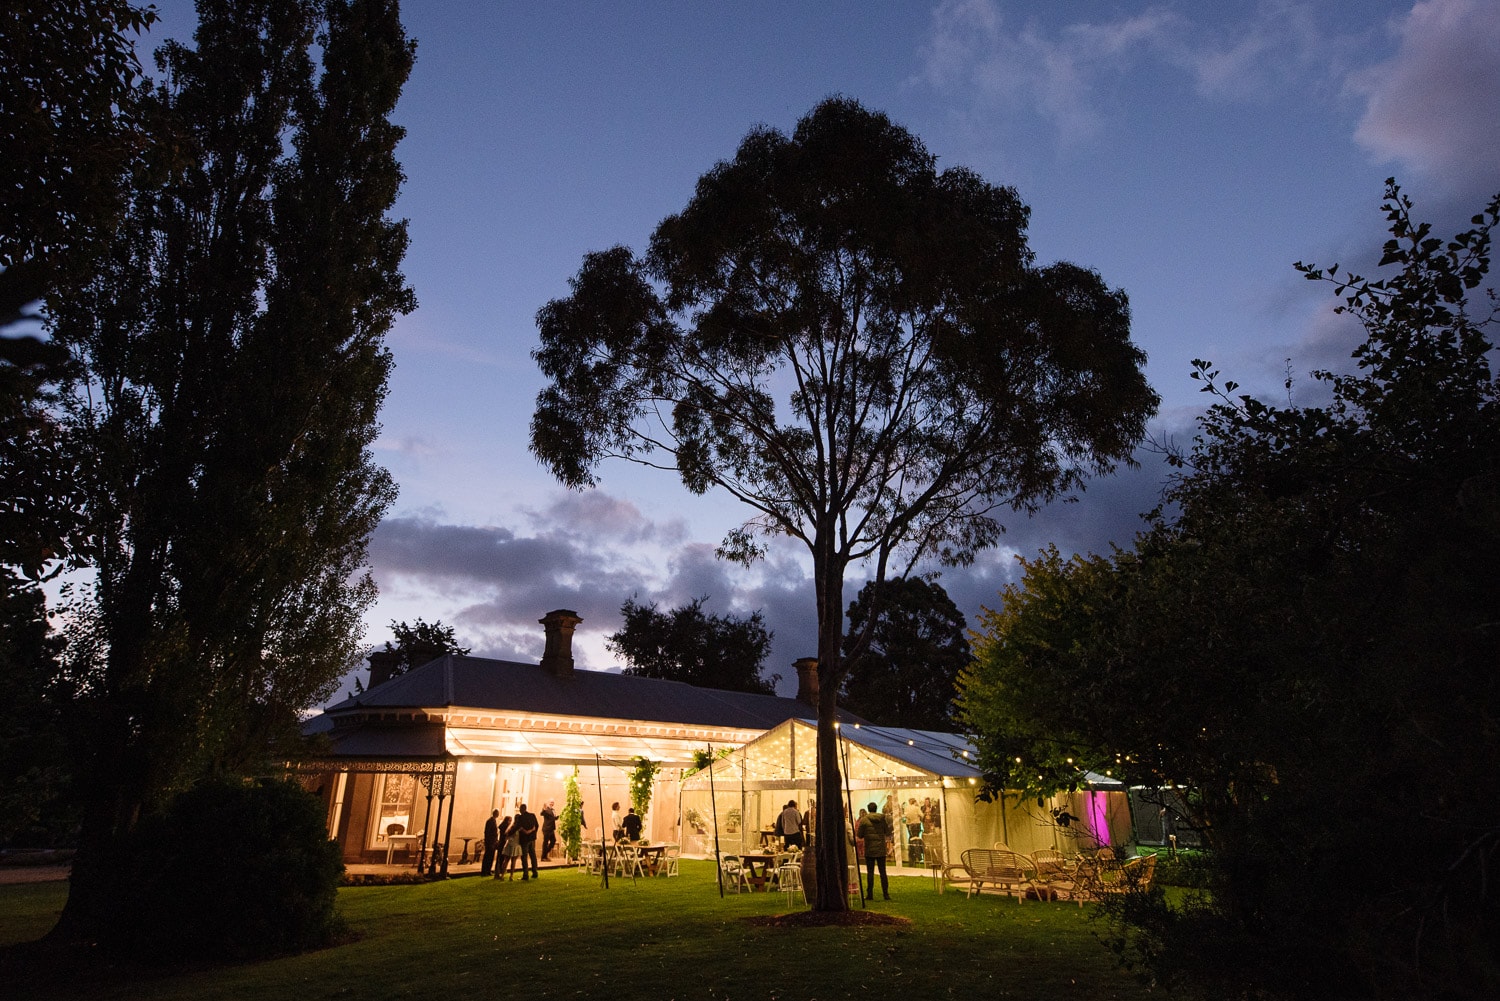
[385,833,421,866]
[634,842,668,875]
[457,836,476,865]
[738,852,778,891]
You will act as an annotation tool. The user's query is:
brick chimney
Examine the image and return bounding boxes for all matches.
[540,609,583,678]
[367,649,401,690]
[794,657,819,706]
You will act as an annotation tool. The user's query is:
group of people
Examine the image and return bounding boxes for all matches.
[481,800,559,880]
[610,801,643,841]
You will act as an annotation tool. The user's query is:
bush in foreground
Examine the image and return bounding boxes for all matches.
[105,779,344,961]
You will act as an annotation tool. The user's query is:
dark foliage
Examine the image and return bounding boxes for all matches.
[0,575,75,846]
[607,597,778,695]
[104,779,344,960]
[840,577,971,729]
[43,0,414,941]
[532,97,1157,910]
[960,181,1500,1000]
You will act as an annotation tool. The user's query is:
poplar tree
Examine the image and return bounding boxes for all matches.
[45,0,415,937]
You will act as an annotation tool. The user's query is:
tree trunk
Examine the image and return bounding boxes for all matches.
[810,539,850,911]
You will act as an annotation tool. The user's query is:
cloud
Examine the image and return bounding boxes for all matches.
[523,491,688,547]
[1351,0,1500,196]
[374,433,446,459]
[364,440,1184,693]
[919,0,1178,143]
[917,2,1368,144]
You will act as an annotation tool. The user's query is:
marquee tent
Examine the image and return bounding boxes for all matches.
[679,719,1133,870]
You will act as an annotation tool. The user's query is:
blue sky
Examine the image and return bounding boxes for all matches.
[144,1,1500,690]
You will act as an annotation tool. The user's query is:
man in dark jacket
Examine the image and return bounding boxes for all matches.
[621,806,643,841]
[856,801,891,900]
[540,800,558,860]
[515,804,540,880]
[481,809,500,876]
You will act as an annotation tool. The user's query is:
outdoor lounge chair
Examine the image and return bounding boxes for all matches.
[958,848,1032,900]
[1029,849,1086,903]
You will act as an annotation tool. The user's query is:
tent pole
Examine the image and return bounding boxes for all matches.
[839,732,865,908]
[706,742,723,897]
[595,754,609,888]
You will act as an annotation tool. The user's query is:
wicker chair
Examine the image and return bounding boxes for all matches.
[958,848,1032,900]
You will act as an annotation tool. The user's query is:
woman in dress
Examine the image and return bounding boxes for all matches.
[495,815,522,880]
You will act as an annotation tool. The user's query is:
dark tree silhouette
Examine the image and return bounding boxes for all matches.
[531,97,1157,909]
[961,182,1500,1000]
[841,577,970,730]
[608,596,777,695]
[45,0,414,941]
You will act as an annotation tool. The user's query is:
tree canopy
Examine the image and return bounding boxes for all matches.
[43,0,414,940]
[532,97,1157,909]
[2,1,159,582]
[959,181,1500,1000]
[355,617,470,693]
[607,596,777,695]
[840,577,971,729]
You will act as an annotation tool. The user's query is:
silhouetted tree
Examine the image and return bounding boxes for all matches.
[532,97,1157,908]
[608,597,777,694]
[45,0,414,942]
[841,577,970,729]
[960,181,1500,1000]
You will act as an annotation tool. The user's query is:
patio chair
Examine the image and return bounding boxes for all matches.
[923,842,947,892]
[1078,854,1144,901]
[720,854,747,894]
[614,843,645,879]
[1029,849,1085,903]
[959,848,1032,901]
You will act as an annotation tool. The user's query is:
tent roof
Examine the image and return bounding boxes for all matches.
[681,718,1125,790]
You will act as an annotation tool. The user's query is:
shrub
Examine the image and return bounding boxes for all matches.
[107,778,344,961]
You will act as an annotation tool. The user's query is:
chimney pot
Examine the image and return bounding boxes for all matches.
[367,649,401,690]
[540,609,583,678]
[794,657,819,706]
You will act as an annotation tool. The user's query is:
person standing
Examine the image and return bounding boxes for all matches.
[495,815,519,880]
[903,797,923,863]
[856,801,891,900]
[481,809,500,876]
[515,803,541,879]
[621,806,642,841]
[610,801,623,841]
[778,800,805,849]
[540,800,558,860]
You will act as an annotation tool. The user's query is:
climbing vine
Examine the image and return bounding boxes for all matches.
[629,756,659,826]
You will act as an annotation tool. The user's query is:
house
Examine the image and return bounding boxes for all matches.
[296,610,857,870]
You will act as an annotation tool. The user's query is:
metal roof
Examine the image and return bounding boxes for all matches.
[315,653,858,732]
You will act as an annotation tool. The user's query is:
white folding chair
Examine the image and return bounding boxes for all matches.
[720,854,746,894]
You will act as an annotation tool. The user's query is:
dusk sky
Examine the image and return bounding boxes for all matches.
[146,1,1500,692]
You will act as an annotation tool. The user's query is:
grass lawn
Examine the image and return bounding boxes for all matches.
[1,862,1164,1000]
